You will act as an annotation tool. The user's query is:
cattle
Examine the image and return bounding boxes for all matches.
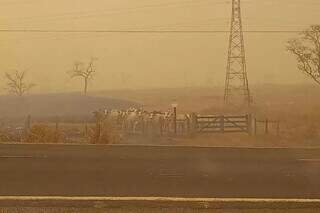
[96,107,192,135]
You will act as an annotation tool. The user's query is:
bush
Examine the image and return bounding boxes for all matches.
[88,121,121,144]
[26,124,58,143]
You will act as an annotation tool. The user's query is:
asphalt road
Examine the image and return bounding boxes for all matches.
[0,144,319,199]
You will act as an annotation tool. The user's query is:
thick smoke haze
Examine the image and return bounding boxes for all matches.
[0,0,319,93]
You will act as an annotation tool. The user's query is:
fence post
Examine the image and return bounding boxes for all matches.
[276,121,280,137]
[190,113,197,135]
[142,120,145,134]
[191,113,197,134]
[246,114,252,135]
[24,115,31,140]
[93,111,102,144]
[84,121,88,137]
[55,116,59,131]
[96,119,101,144]
[220,115,225,133]
[160,119,163,136]
[173,107,177,135]
[55,116,60,143]
[254,118,257,136]
[265,119,269,135]
[186,117,190,135]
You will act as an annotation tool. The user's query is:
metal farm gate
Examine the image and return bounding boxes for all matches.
[196,114,252,134]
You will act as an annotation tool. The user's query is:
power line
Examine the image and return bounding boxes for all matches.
[0,29,305,34]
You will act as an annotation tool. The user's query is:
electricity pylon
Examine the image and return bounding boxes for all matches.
[224,0,251,106]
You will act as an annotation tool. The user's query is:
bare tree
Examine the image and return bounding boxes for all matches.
[287,25,320,85]
[69,57,98,95]
[5,70,36,96]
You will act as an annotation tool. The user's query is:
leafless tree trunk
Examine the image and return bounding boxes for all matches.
[68,57,98,95]
[84,77,88,95]
[287,25,320,85]
[4,70,36,96]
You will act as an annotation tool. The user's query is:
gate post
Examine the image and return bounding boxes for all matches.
[246,114,252,135]
[84,121,88,137]
[173,107,177,135]
[265,119,269,135]
[220,115,225,133]
[190,113,198,134]
[254,118,257,136]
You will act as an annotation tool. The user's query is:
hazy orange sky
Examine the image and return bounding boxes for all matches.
[0,0,319,93]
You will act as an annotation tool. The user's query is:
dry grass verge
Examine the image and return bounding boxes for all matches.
[0,207,318,213]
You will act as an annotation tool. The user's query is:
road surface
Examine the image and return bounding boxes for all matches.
[0,144,319,199]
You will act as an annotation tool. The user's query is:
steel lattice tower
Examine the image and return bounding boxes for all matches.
[224,0,251,106]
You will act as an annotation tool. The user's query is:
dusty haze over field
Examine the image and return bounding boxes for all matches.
[0,0,319,93]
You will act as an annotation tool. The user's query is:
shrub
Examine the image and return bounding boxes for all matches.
[26,124,58,143]
[88,121,121,144]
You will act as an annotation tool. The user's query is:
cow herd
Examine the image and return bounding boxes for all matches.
[94,107,195,135]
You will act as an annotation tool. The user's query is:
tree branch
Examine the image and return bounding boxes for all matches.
[287,25,320,85]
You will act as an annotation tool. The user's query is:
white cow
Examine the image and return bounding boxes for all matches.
[123,108,143,133]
